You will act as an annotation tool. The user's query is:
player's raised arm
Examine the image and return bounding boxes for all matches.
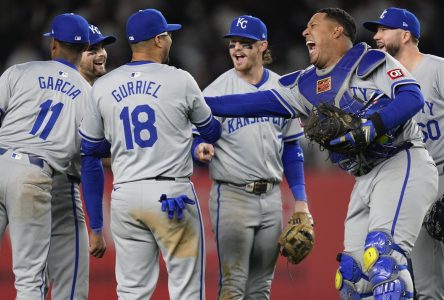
[205,89,297,118]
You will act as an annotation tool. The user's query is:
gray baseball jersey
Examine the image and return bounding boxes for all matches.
[203,68,303,184]
[270,45,437,297]
[80,61,212,299]
[0,61,89,173]
[410,54,444,299]
[0,60,90,299]
[80,62,212,184]
[203,68,303,298]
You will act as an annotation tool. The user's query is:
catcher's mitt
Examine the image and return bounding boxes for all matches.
[425,195,444,242]
[304,103,366,154]
[278,212,315,264]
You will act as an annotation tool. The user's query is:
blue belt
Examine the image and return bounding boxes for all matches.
[0,147,52,173]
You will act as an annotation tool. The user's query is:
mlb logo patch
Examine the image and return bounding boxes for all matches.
[74,36,82,41]
[130,72,141,78]
[11,152,22,160]
[387,69,405,80]
[59,71,68,78]
[316,77,332,94]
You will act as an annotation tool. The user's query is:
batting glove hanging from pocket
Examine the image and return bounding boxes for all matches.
[159,194,196,220]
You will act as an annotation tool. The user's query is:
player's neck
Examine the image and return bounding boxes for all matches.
[131,52,162,64]
[236,64,265,85]
[396,46,423,72]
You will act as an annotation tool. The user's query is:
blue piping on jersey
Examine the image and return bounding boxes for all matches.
[53,58,78,70]
[269,89,296,118]
[253,69,270,88]
[194,114,213,127]
[283,132,304,142]
[79,130,104,142]
[126,60,155,65]
[190,182,205,300]
[70,181,80,300]
[215,183,223,299]
[391,149,411,236]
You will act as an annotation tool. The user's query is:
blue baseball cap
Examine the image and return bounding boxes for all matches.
[88,24,117,46]
[363,7,420,39]
[224,15,267,41]
[43,13,90,44]
[126,9,182,43]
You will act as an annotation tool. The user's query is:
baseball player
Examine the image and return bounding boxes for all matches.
[0,13,90,299]
[79,9,221,299]
[192,15,309,299]
[204,8,439,299]
[364,7,444,299]
[45,24,116,300]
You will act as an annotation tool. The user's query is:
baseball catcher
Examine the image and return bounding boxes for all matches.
[278,212,315,264]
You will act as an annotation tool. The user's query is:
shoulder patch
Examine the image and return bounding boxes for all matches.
[279,70,302,88]
[387,68,405,80]
[356,50,386,78]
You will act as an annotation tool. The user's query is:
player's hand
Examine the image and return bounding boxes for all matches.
[195,143,214,163]
[330,119,376,147]
[89,230,106,258]
[159,194,196,220]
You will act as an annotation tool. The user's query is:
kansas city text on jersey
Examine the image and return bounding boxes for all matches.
[111,80,161,102]
[226,117,289,134]
[38,76,82,100]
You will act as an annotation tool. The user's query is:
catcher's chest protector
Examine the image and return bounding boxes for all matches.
[297,43,384,115]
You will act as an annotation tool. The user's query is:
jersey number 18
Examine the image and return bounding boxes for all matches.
[120,104,158,150]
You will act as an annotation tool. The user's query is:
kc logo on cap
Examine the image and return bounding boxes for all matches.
[224,15,268,41]
[363,7,420,39]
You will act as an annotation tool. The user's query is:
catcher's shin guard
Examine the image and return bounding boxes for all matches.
[363,231,414,299]
[335,252,371,299]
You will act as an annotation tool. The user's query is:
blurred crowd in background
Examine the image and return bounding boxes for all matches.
[0,0,441,167]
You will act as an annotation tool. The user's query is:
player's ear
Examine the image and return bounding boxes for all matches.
[258,40,268,53]
[332,25,344,39]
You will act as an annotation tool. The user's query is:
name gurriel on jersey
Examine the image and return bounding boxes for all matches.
[38,76,82,100]
[111,80,161,102]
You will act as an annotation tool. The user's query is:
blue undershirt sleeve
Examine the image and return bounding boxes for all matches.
[81,155,104,232]
[282,140,307,202]
[205,90,294,118]
[81,139,111,157]
[368,84,424,136]
[195,117,221,144]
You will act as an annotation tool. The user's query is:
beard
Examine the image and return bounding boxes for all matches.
[384,42,401,57]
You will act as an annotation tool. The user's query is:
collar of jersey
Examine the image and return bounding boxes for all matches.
[53,58,78,70]
[127,60,155,65]
[253,68,269,88]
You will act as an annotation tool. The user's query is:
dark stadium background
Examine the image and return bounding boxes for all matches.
[0,0,440,299]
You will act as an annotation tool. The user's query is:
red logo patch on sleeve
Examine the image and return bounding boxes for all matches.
[387,68,405,79]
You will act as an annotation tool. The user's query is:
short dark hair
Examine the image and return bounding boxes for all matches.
[317,8,356,43]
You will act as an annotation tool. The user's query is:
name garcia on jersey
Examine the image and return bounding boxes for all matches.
[226,117,288,134]
[111,80,161,102]
[38,76,82,100]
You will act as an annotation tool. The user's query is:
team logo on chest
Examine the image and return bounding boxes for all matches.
[316,77,332,94]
